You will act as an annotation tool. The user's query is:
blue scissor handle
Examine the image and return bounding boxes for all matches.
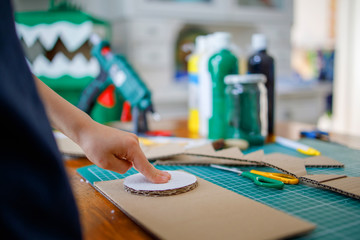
[242,172,284,189]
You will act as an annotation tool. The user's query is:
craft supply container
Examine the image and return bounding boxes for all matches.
[224,74,267,146]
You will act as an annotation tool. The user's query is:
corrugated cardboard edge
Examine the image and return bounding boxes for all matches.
[143,143,185,160]
[124,181,198,197]
[184,144,217,156]
[154,155,257,166]
[243,150,265,164]
[57,139,344,169]
[301,175,360,200]
[301,174,347,183]
[185,145,248,160]
[153,151,343,168]
[144,144,360,200]
[94,177,315,240]
[147,143,344,168]
[304,156,344,168]
[262,153,307,178]
[321,177,360,199]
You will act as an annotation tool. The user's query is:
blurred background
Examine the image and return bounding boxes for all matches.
[13,0,360,137]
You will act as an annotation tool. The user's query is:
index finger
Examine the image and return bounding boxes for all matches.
[132,149,171,184]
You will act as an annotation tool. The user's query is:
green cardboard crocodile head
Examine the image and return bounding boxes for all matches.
[15,1,111,105]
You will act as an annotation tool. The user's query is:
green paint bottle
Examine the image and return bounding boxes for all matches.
[208,32,238,139]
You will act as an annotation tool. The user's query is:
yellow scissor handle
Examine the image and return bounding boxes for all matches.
[250,170,299,185]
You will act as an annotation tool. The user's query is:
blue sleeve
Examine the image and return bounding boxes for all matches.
[0,1,82,239]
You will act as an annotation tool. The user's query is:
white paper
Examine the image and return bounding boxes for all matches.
[124,171,197,191]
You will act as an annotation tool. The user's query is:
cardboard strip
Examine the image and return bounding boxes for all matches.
[57,139,344,169]
[150,145,360,200]
[301,176,360,200]
[94,177,315,240]
[301,174,347,183]
[262,153,307,177]
[321,177,360,199]
[304,156,344,168]
[142,143,185,160]
[154,155,257,166]
[153,151,343,169]
[243,150,266,164]
[185,145,245,160]
[184,144,215,156]
[59,138,358,200]
[146,144,344,168]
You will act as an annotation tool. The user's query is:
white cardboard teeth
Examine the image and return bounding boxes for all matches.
[16,21,93,52]
[16,24,39,47]
[59,21,93,52]
[38,25,60,50]
[31,52,99,78]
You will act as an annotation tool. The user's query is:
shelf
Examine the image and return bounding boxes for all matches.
[121,0,292,25]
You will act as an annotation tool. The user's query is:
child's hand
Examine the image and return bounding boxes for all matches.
[33,76,170,183]
[78,121,171,184]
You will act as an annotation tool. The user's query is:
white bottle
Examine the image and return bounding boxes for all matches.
[188,35,206,136]
[198,34,213,137]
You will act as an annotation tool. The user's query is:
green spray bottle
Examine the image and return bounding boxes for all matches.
[208,32,238,139]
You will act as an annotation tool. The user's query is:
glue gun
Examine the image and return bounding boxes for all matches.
[78,34,159,134]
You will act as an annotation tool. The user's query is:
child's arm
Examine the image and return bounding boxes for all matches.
[34,75,170,183]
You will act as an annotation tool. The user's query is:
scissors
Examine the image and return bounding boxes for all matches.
[210,164,284,189]
[249,170,299,185]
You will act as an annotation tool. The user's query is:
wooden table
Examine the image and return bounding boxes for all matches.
[66,158,153,240]
[65,119,190,240]
[64,120,360,239]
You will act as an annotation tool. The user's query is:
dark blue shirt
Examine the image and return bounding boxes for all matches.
[0,1,82,239]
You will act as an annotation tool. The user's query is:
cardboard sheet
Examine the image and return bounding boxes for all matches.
[55,135,85,157]
[154,155,256,166]
[304,156,344,168]
[145,143,344,168]
[301,174,347,183]
[58,137,358,200]
[142,143,185,160]
[243,150,266,164]
[56,137,344,169]
[301,175,360,200]
[94,177,315,240]
[263,153,307,177]
[320,177,360,198]
[154,149,344,169]
[144,143,360,200]
[185,145,245,159]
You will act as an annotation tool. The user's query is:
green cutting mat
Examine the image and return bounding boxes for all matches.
[77,139,360,240]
